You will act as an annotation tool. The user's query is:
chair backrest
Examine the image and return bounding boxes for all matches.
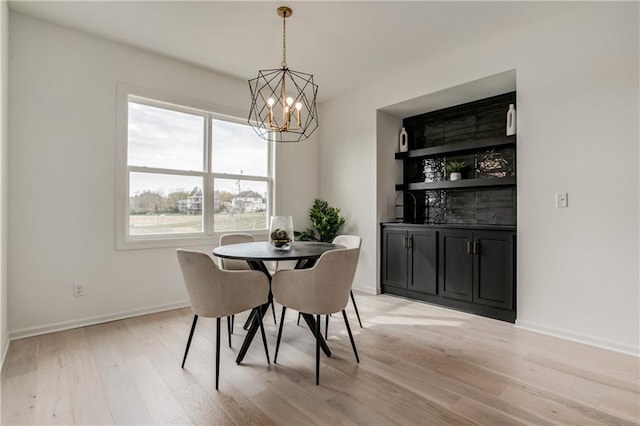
[176,249,269,318]
[219,233,255,270]
[272,248,359,315]
[332,234,362,250]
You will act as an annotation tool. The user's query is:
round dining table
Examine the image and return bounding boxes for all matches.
[212,241,344,364]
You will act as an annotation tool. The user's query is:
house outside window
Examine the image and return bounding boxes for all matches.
[116,85,273,249]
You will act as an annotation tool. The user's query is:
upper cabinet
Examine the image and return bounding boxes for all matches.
[396,92,517,226]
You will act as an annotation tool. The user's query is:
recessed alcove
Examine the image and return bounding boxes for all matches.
[376,70,518,322]
[376,70,517,224]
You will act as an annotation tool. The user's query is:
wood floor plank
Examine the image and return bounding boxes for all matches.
[33,333,74,425]
[263,370,358,426]
[599,390,640,423]
[61,328,115,425]
[500,384,613,425]
[451,397,525,426]
[1,372,37,425]
[125,354,187,425]
[206,389,277,426]
[161,414,194,425]
[103,382,155,425]
[249,388,318,425]
[1,336,39,379]
[173,382,235,426]
[2,292,638,426]
[107,320,147,360]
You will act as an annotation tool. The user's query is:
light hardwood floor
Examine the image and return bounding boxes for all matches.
[2,293,639,425]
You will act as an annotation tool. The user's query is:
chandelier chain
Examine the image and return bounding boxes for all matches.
[282,13,287,68]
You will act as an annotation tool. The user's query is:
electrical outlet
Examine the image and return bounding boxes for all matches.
[73,282,85,297]
[555,192,568,208]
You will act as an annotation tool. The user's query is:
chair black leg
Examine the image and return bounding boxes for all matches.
[243,309,255,330]
[256,308,270,364]
[215,317,221,390]
[297,312,301,326]
[231,315,234,332]
[342,310,359,363]
[350,290,363,328]
[325,314,329,339]
[274,306,287,364]
[271,300,277,325]
[181,314,198,368]
[315,314,321,385]
[227,316,232,348]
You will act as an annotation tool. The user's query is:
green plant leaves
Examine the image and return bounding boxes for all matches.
[295,198,346,242]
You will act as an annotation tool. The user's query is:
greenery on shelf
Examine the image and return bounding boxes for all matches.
[295,198,346,243]
[445,160,467,174]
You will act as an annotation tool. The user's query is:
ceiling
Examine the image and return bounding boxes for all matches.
[8,1,580,103]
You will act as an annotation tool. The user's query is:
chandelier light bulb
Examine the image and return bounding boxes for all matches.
[267,98,275,107]
[295,102,302,111]
[286,97,294,106]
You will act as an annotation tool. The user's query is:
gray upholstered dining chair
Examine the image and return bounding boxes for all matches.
[219,233,255,270]
[177,249,270,390]
[272,248,360,385]
[219,233,254,343]
[326,235,363,335]
[219,233,277,336]
[296,235,364,337]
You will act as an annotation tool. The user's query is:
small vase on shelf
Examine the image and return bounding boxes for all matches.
[399,127,408,153]
[506,104,517,136]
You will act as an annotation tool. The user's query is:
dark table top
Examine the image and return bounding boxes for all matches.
[212,241,344,261]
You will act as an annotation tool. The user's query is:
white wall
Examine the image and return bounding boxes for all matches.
[274,136,319,228]
[7,12,318,337]
[0,0,9,361]
[320,3,639,354]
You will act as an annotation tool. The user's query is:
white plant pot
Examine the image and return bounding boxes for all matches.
[450,172,462,181]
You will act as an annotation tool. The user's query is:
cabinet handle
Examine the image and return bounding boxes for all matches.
[408,237,413,248]
[473,241,479,255]
[467,241,472,254]
[403,237,408,248]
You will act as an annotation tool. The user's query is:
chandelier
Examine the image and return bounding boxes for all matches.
[248,6,319,143]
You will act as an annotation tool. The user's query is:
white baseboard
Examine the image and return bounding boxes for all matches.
[8,300,191,341]
[1,336,9,370]
[352,285,378,295]
[515,319,639,357]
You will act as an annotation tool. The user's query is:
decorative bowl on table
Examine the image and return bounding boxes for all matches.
[269,216,293,250]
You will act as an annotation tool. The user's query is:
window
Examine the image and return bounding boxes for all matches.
[116,86,272,249]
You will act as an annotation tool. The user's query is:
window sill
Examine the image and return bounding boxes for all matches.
[116,231,269,251]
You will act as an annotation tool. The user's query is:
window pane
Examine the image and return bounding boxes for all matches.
[128,102,205,171]
[213,179,267,232]
[129,172,203,235]
[211,119,268,176]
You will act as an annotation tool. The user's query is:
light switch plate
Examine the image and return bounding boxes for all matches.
[555,192,568,208]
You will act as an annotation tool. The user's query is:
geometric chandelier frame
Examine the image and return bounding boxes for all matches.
[248,6,319,143]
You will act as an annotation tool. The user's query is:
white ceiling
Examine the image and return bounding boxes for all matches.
[8,1,579,103]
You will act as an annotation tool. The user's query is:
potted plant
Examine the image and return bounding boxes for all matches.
[295,198,346,242]
[446,160,467,181]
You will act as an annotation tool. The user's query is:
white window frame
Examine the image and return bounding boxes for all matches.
[116,84,274,250]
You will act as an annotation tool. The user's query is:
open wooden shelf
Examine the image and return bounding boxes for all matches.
[395,176,516,191]
[395,135,515,160]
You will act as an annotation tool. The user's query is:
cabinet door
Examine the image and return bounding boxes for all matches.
[438,229,473,301]
[473,231,515,310]
[409,229,437,295]
[382,228,408,289]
